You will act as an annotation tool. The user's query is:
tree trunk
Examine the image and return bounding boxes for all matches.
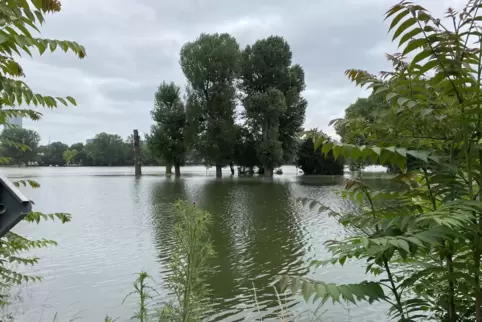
[133,129,142,176]
[264,166,273,177]
[215,165,222,178]
[174,163,181,178]
[165,164,172,175]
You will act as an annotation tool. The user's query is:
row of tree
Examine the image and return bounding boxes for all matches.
[147,34,309,177]
[0,128,161,166]
[0,125,341,174]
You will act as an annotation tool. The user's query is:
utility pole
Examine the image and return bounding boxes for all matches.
[133,129,142,176]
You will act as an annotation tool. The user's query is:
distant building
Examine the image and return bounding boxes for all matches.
[6,116,22,128]
[86,139,94,144]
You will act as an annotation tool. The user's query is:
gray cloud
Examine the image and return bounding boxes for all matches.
[18,0,463,144]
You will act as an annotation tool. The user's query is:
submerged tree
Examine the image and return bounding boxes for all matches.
[87,133,126,166]
[180,33,239,177]
[297,135,343,175]
[285,1,482,322]
[240,36,306,176]
[147,82,186,177]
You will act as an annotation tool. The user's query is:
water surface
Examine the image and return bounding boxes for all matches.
[2,166,388,321]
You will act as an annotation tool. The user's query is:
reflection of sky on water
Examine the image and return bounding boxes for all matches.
[5,166,388,321]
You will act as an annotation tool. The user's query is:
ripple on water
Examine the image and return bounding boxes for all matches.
[4,166,389,321]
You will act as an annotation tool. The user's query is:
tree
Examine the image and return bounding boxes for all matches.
[286,2,482,321]
[240,36,306,176]
[147,82,187,177]
[296,136,343,175]
[233,124,258,175]
[70,142,89,165]
[180,33,240,177]
[88,133,126,166]
[0,127,40,165]
[40,141,68,166]
[62,149,78,165]
[140,141,156,166]
[0,0,84,307]
[333,92,389,145]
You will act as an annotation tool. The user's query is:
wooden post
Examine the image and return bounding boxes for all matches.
[133,129,141,176]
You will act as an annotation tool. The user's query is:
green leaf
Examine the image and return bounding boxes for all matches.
[407,150,429,163]
[326,283,340,302]
[49,40,57,52]
[392,18,417,41]
[0,34,8,44]
[397,97,409,107]
[389,9,410,32]
[411,49,432,67]
[398,28,423,47]
[290,277,300,295]
[313,136,324,151]
[321,141,333,155]
[66,96,77,106]
[302,279,315,302]
[418,60,439,75]
[56,97,68,106]
[386,92,398,103]
[333,145,343,160]
[402,38,426,56]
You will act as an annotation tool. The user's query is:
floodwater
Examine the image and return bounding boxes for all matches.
[1,166,389,321]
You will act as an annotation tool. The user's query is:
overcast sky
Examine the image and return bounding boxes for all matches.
[19,0,465,145]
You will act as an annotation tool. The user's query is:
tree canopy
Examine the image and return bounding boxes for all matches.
[0,127,40,165]
[180,33,240,177]
[297,135,343,175]
[147,82,187,177]
[240,36,307,176]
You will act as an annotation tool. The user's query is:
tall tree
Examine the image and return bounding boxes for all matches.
[240,36,306,176]
[88,133,125,166]
[62,149,78,165]
[40,141,68,166]
[180,33,240,177]
[296,136,343,175]
[0,127,40,165]
[70,142,89,165]
[147,82,186,177]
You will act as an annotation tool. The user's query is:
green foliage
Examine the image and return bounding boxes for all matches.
[233,125,258,175]
[240,36,306,176]
[86,133,126,166]
[113,201,215,322]
[0,127,40,165]
[62,149,78,165]
[297,134,344,175]
[39,141,68,166]
[123,272,158,322]
[160,200,215,321]
[0,0,82,310]
[180,33,240,176]
[284,1,482,322]
[0,0,85,124]
[333,92,389,146]
[147,82,186,177]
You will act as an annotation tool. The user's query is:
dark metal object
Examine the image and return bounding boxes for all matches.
[0,176,32,237]
[133,129,142,176]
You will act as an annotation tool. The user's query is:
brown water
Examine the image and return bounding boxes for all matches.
[2,166,388,321]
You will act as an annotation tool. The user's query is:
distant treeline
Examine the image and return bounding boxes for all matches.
[0,127,203,167]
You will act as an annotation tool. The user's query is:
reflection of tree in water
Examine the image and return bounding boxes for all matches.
[191,179,239,319]
[242,180,308,319]
[148,178,188,271]
[192,178,307,320]
[144,177,308,320]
